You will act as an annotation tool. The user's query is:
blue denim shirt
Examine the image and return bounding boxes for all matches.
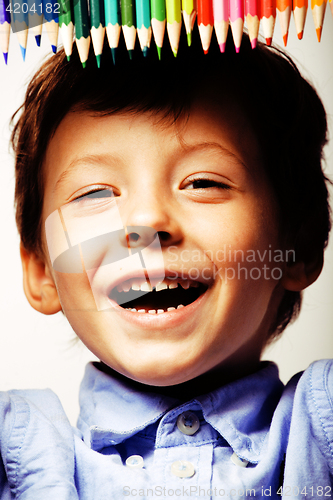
[1,360,333,499]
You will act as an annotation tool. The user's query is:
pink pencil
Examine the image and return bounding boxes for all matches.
[229,0,244,52]
[213,0,229,52]
[245,0,260,47]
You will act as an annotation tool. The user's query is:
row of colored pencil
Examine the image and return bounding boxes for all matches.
[0,0,332,65]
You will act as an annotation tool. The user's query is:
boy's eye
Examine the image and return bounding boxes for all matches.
[184,179,231,190]
[72,188,115,202]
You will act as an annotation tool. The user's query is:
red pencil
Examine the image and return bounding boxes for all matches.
[197,0,214,53]
[276,0,291,45]
[261,0,276,44]
[245,0,260,48]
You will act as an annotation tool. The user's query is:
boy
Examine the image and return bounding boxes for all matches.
[1,30,332,498]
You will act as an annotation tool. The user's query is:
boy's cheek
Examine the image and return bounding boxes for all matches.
[54,272,97,313]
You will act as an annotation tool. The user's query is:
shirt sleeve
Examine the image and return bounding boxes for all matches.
[0,389,79,499]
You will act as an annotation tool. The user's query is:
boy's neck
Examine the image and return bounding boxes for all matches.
[96,360,264,401]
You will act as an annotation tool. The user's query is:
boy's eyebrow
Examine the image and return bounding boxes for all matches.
[179,142,249,171]
[53,154,123,194]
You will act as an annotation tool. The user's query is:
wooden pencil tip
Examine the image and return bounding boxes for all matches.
[156,46,162,60]
[251,38,257,49]
[96,54,101,68]
[316,26,322,42]
[3,52,8,65]
[51,45,57,54]
[173,50,178,57]
[203,48,209,55]
[235,46,240,53]
[297,31,303,40]
[143,47,149,58]
[35,34,41,47]
[265,37,272,46]
[187,32,192,46]
[128,50,134,60]
[66,55,71,62]
[219,42,226,53]
[283,32,288,46]
[82,61,86,68]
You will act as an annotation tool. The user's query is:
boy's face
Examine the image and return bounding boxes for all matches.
[39,99,284,386]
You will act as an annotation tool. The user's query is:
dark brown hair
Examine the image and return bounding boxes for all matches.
[11,29,331,339]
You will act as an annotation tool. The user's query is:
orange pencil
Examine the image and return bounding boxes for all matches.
[245,0,260,48]
[260,0,276,45]
[293,0,308,39]
[197,0,213,53]
[330,0,333,18]
[311,0,327,41]
[276,0,291,45]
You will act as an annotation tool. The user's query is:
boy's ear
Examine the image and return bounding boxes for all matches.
[281,255,324,292]
[20,244,62,315]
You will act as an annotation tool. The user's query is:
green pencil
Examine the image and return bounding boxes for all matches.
[135,0,151,56]
[74,0,91,67]
[89,0,105,67]
[105,0,121,63]
[120,0,136,58]
[151,0,166,58]
[59,0,73,60]
[165,0,182,56]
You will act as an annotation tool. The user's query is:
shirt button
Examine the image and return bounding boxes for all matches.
[177,411,200,435]
[171,460,195,478]
[230,452,249,468]
[126,455,144,469]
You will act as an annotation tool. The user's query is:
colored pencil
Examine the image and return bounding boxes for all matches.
[293,0,307,38]
[120,0,136,58]
[27,0,43,46]
[11,0,28,60]
[197,0,213,53]
[276,0,291,45]
[0,0,10,63]
[104,0,121,63]
[42,0,59,53]
[89,0,105,66]
[151,0,165,56]
[135,0,151,56]
[213,0,229,52]
[59,0,73,59]
[330,0,333,17]
[74,0,91,67]
[245,0,260,48]
[311,0,327,41]
[260,0,276,45]
[182,0,195,45]
[165,0,182,56]
[229,0,244,52]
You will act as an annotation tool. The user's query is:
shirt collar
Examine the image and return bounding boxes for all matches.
[77,361,283,462]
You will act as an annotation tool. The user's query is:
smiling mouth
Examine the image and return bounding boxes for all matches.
[109,278,209,313]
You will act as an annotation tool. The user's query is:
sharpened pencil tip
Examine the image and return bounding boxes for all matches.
[235,46,240,53]
[156,45,162,60]
[265,37,272,46]
[297,30,303,40]
[20,46,26,61]
[203,48,209,54]
[96,54,101,68]
[173,50,177,57]
[251,38,257,49]
[111,48,117,64]
[143,46,149,58]
[35,34,41,47]
[283,32,288,46]
[219,42,225,53]
[67,55,71,62]
[187,32,191,46]
[51,45,57,54]
[82,61,86,68]
[3,52,8,65]
[316,26,322,42]
[128,50,134,60]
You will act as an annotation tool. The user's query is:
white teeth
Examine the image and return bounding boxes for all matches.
[138,309,146,313]
[155,282,168,292]
[177,304,184,309]
[157,309,164,314]
[148,309,157,314]
[180,281,190,289]
[168,281,178,289]
[132,283,141,291]
[167,307,176,311]
[122,283,132,292]
[140,282,152,292]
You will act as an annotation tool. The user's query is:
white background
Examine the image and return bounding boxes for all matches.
[0,15,332,425]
